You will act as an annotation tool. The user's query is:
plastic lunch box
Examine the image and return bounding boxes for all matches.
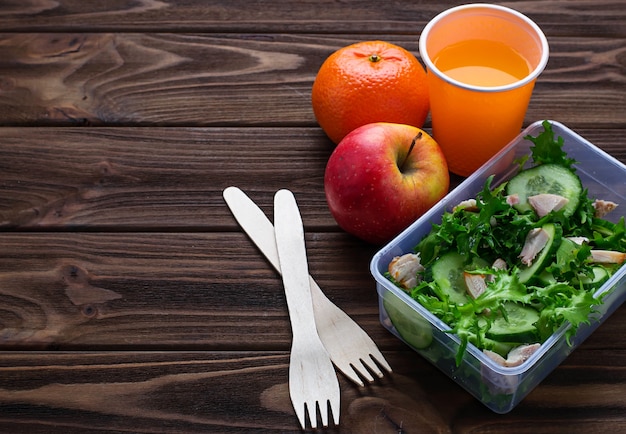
[370,120,626,413]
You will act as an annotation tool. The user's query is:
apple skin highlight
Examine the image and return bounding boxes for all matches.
[324,122,449,244]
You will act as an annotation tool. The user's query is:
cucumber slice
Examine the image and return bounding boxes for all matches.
[383,291,433,349]
[432,252,468,304]
[431,252,488,304]
[518,223,562,283]
[506,163,582,217]
[591,217,620,237]
[573,266,610,289]
[486,302,540,343]
[538,265,608,290]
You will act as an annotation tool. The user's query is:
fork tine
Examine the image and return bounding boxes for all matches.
[329,397,340,426]
[315,401,326,429]
[345,363,371,386]
[293,401,307,430]
[326,348,392,386]
[371,351,393,374]
[352,360,377,384]
[363,352,392,378]
[310,399,337,429]
[355,358,380,381]
[308,277,392,385]
[340,353,393,386]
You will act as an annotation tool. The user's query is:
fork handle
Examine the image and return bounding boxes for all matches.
[273,189,318,338]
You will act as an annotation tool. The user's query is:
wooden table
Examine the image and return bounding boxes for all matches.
[1,1,624,432]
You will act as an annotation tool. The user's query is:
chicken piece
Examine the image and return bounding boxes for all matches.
[464,272,488,299]
[453,198,478,212]
[505,343,541,367]
[506,194,520,206]
[388,253,424,290]
[483,349,507,366]
[484,343,541,368]
[486,258,508,283]
[527,193,569,217]
[589,250,626,264]
[519,228,550,266]
[492,258,508,271]
[593,199,618,218]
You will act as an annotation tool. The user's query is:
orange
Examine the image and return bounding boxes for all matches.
[312,40,430,144]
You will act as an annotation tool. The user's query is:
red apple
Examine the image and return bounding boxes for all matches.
[324,122,449,244]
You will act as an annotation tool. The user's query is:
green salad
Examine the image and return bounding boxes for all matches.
[387,121,626,366]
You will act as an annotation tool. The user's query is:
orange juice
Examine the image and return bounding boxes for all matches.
[426,73,536,176]
[433,39,531,87]
[419,4,549,176]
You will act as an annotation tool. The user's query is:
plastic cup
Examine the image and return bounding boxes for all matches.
[419,4,549,176]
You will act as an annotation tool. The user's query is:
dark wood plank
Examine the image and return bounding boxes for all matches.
[0,348,623,432]
[0,229,623,353]
[0,0,624,37]
[0,127,624,230]
[0,127,334,230]
[0,34,624,127]
[0,231,388,349]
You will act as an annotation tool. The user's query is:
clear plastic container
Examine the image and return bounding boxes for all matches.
[370,120,626,413]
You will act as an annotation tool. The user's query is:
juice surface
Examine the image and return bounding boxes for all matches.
[433,39,531,87]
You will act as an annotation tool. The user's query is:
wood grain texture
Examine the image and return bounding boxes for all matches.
[0,127,624,230]
[0,0,624,37]
[0,228,623,353]
[0,0,625,431]
[0,232,385,349]
[0,348,623,433]
[0,127,334,229]
[0,33,624,127]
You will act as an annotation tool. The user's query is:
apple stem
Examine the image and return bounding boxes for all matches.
[400,132,422,171]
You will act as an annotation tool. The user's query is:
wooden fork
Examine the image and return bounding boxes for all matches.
[274,189,340,429]
[222,186,392,386]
